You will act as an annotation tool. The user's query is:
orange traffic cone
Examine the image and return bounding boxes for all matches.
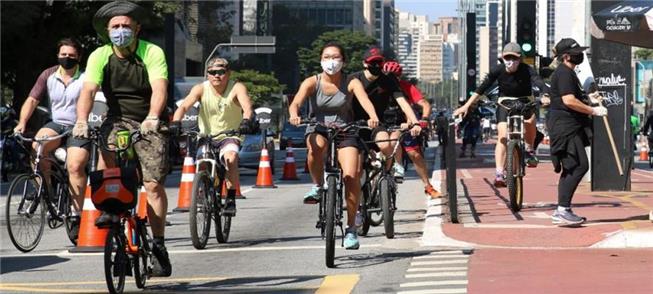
[280,141,299,180]
[253,148,277,188]
[137,186,148,219]
[640,146,649,161]
[69,180,108,253]
[221,180,246,199]
[173,156,195,212]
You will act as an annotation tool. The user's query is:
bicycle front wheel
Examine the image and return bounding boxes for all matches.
[380,176,395,239]
[6,174,46,252]
[133,220,149,289]
[357,180,371,236]
[506,140,524,212]
[325,175,337,268]
[190,171,212,249]
[104,226,127,294]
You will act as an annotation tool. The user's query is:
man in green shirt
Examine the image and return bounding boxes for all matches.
[73,1,171,277]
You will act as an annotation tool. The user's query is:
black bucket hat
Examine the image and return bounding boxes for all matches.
[93,1,149,43]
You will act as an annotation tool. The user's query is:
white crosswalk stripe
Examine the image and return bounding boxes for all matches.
[398,250,471,294]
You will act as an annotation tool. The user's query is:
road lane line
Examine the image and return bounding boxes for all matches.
[315,274,359,294]
[460,169,472,179]
[410,260,468,266]
[405,271,467,278]
[0,286,106,293]
[53,244,384,257]
[399,280,468,288]
[241,188,253,195]
[397,289,468,294]
[413,254,468,259]
[406,267,468,272]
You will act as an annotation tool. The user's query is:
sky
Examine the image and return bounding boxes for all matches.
[395,0,459,22]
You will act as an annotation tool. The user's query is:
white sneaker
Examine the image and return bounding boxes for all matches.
[393,162,405,178]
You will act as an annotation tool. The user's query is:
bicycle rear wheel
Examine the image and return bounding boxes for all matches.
[133,221,149,289]
[325,175,337,268]
[104,226,127,294]
[214,188,232,244]
[6,174,45,252]
[190,171,212,249]
[506,140,524,212]
[380,176,395,239]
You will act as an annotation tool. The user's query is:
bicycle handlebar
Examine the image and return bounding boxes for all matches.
[15,130,71,143]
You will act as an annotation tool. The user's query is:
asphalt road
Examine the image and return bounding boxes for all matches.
[0,145,459,293]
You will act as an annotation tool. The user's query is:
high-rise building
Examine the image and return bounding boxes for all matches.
[418,34,444,82]
[397,11,429,79]
[268,0,365,31]
[364,0,397,54]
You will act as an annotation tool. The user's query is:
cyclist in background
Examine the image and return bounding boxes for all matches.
[454,42,549,187]
[288,42,379,250]
[171,57,257,216]
[382,61,441,198]
[74,1,171,277]
[350,47,423,180]
[13,37,89,240]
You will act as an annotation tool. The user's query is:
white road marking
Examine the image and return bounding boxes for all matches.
[397,289,467,294]
[405,271,467,279]
[413,254,469,260]
[406,267,468,272]
[460,169,472,179]
[399,280,468,288]
[410,260,468,266]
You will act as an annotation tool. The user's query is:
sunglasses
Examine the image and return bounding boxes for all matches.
[207,69,227,76]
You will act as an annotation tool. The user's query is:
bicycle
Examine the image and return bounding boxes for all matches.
[90,129,151,294]
[6,131,78,252]
[497,96,537,212]
[186,129,241,249]
[300,119,365,268]
[358,126,411,239]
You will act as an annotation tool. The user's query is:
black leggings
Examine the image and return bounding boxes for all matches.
[557,135,589,207]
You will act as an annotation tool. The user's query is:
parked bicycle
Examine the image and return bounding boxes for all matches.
[497,96,537,212]
[186,129,241,249]
[90,129,151,294]
[6,131,77,252]
[358,125,412,239]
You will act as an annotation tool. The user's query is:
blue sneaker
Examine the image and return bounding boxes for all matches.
[344,231,360,250]
[303,186,321,204]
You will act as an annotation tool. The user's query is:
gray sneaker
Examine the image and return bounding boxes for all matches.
[552,209,586,226]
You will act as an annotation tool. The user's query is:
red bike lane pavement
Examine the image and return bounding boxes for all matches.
[441,142,653,293]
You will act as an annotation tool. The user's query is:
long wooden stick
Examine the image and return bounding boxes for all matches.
[600,107,623,176]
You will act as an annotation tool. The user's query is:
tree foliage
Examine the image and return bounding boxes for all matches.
[231,70,285,107]
[635,48,653,60]
[0,0,181,107]
[297,30,377,79]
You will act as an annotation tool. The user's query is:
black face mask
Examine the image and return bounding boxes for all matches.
[58,57,79,70]
[367,64,383,76]
[568,53,584,65]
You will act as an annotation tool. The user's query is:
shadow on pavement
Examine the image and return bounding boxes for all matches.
[586,214,650,224]
[143,275,321,293]
[333,249,439,269]
[0,255,70,274]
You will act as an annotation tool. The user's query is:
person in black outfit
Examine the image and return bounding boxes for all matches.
[641,112,653,146]
[547,38,607,226]
[454,42,549,187]
[350,46,422,179]
[460,104,482,158]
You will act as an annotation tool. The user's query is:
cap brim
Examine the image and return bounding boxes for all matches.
[365,56,384,63]
[502,52,521,58]
[568,46,589,53]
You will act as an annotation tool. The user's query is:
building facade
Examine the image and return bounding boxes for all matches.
[418,34,444,82]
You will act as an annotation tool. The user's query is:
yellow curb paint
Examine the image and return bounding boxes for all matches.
[621,221,639,230]
[315,274,360,294]
[0,285,105,293]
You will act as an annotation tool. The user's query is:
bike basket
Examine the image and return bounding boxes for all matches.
[90,167,139,213]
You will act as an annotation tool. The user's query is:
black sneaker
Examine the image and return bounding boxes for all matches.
[69,215,81,241]
[552,209,586,226]
[151,243,172,277]
[223,198,236,216]
[94,212,118,228]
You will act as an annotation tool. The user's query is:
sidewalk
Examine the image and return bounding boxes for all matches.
[438,140,653,294]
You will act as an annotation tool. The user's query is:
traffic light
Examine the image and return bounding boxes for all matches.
[517,1,536,57]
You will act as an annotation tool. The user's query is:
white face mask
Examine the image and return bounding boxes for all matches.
[504,59,520,73]
[321,59,343,75]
